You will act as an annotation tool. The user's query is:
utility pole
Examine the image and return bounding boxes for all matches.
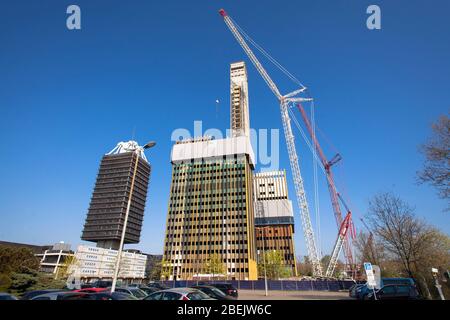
[111,141,155,293]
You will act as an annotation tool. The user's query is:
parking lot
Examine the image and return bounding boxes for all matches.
[238,290,352,300]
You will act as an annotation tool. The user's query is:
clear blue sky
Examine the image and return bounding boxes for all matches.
[0,1,448,257]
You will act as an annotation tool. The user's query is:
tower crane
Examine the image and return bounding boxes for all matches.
[219,8,323,276]
[297,104,355,274]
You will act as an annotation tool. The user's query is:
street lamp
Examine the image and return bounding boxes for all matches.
[111,141,156,292]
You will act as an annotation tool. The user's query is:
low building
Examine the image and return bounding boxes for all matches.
[0,240,74,275]
[254,171,298,277]
[71,245,147,282]
[36,242,74,274]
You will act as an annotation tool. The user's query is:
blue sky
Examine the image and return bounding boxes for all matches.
[0,1,448,257]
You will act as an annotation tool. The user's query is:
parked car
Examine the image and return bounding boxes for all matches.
[31,292,95,300]
[138,286,161,295]
[144,288,215,300]
[190,285,234,300]
[209,283,238,299]
[113,287,148,299]
[21,289,67,300]
[381,278,415,287]
[365,284,422,300]
[85,280,113,288]
[147,282,169,290]
[0,293,18,300]
[355,277,417,300]
[89,292,139,300]
[349,284,365,298]
[72,287,108,293]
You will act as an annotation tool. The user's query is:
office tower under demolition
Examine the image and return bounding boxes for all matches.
[254,170,297,276]
[162,62,257,280]
[230,61,250,138]
[81,141,151,250]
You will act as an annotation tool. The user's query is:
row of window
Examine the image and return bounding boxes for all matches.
[168,215,247,222]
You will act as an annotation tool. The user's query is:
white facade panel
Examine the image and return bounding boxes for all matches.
[171,136,255,166]
[72,245,147,279]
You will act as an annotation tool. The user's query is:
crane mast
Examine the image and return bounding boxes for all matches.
[219,8,323,276]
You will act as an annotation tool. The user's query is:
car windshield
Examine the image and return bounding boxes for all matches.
[210,288,226,296]
[130,288,147,298]
[112,292,138,300]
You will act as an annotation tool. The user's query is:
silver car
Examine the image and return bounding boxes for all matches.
[143,287,215,300]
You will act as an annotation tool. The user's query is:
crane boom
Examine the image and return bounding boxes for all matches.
[219,9,282,100]
[297,104,355,270]
[219,8,323,276]
[326,211,352,277]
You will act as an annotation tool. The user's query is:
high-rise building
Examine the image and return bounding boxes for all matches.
[254,170,297,276]
[230,61,250,138]
[81,141,151,250]
[162,136,258,280]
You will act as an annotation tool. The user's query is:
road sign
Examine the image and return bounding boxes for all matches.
[364,262,377,288]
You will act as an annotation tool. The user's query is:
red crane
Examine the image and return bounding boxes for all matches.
[297,103,355,272]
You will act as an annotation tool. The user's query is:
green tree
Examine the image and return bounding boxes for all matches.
[55,255,78,280]
[204,254,225,279]
[159,258,171,280]
[0,246,40,292]
[258,250,291,279]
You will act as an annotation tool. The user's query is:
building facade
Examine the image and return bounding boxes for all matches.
[72,245,147,281]
[254,171,298,276]
[81,141,151,250]
[162,136,258,280]
[36,242,75,274]
[161,62,258,280]
[230,61,250,138]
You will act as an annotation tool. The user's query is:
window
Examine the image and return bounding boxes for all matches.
[162,292,182,300]
[381,286,396,295]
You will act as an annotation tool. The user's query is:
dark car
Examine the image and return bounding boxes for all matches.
[114,287,148,299]
[191,285,234,300]
[147,282,169,290]
[21,289,67,300]
[0,293,18,300]
[210,283,238,299]
[365,284,421,300]
[89,292,139,300]
[349,284,365,298]
[138,286,161,295]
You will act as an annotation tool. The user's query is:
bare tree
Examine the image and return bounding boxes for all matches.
[366,192,450,298]
[418,114,450,203]
[367,192,432,277]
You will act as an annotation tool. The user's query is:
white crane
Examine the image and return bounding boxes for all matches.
[219,9,323,276]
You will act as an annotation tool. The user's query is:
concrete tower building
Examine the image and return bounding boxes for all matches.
[81,141,151,250]
[161,62,257,280]
[230,61,250,138]
[254,170,298,276]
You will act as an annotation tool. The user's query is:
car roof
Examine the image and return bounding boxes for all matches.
[157,287,200,294]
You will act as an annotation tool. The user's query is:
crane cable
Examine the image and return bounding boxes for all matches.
[229,16,306,89]
[310,100,322,257]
